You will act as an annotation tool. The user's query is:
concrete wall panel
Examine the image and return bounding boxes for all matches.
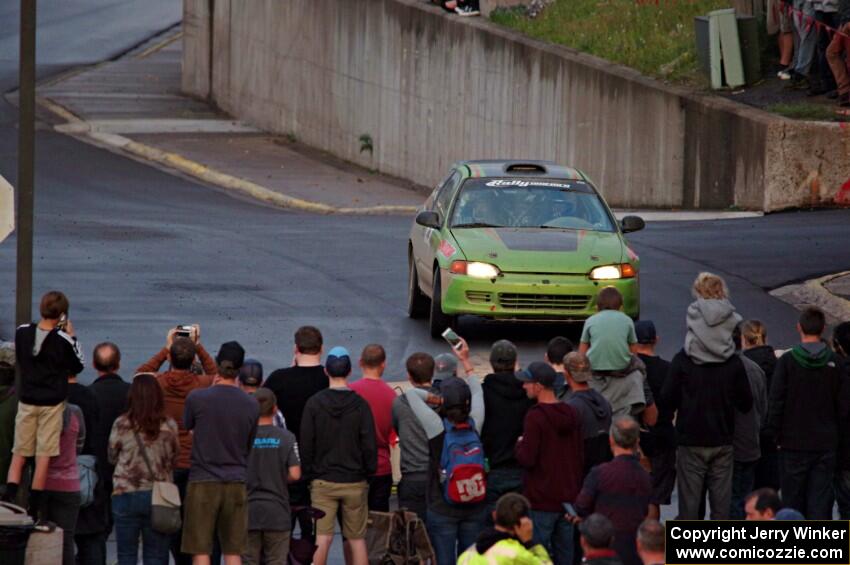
[182,0,850,211]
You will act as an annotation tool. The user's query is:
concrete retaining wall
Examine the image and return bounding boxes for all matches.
[182,0,850,211]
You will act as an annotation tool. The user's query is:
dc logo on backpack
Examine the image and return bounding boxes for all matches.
[440,418,487,505]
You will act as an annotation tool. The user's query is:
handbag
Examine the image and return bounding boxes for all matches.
[133,431,182,535]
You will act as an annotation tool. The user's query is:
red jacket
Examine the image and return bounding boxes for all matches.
[515,401,583,512]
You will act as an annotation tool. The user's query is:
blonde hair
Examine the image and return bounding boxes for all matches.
[741,320,767,347]
[692,272,729,300]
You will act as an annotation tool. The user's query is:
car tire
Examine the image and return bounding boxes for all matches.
[429,268,453,338]
[407,255,429,319]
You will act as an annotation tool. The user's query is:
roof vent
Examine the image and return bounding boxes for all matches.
[505,163,547,174]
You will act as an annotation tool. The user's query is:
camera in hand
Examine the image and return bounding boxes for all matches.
[174,325,194,339]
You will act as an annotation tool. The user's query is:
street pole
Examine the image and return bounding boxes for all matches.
[16,0,36,327]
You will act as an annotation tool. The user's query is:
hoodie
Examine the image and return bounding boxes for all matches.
[684,298,742,365]
[515,402,584,511]
[766,342,849,452]
[482,372,535,469]
[734,356,767,463]
[565,389,613,473]
[300,387,377,483]
[139,345,217,469]
[743,345,777,390]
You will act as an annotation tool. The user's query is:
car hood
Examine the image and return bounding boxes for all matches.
[449,227,625,274]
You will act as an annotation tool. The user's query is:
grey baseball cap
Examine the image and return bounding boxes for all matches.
[434,354,458,380]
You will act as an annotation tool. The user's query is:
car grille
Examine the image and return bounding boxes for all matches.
[498,293,591,311]
[465,291,494,304]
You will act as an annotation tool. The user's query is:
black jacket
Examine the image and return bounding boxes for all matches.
[743,345,777,390]
[661,350,753,447]
[300,387,377,483]
[766,344,849,452]
[638,353,676,456]
[15,324,84,405]
[67,382,99,456]
[76,373,130,534]
[481,371,534,469]
[565,389,613,474]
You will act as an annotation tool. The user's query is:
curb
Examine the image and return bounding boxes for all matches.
[37,97,418,216]
[770,271,850,323]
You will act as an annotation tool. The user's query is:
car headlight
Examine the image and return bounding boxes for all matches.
[589,264,636,280]
[450,261,501,279]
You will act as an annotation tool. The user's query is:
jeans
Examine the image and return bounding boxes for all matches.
[170,468,192,565]
[113,490,171,565]
[793,0,817,76]
[368,474,393,512]
[780,449,835,519]
[426,508,487,565]
[834,469,850,519]
[397,473,428,520]
[812,11,838,90]
[74,531,108,565]
[676,445,734,519]
[530,510,574,565]
[45,490,80,565]
[730,460,757,520]
[484,467,523,525]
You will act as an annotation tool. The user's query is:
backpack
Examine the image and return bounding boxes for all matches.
[77,454,98,508]
[439,418,486,505]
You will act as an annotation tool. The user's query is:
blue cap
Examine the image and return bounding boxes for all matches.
[326,346,352,377]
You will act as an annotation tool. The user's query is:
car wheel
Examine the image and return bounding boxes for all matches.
[407,255,429,319]
[429,268,453,338]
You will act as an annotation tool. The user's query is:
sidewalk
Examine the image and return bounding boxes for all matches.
[771,271,850,325]
[33,28,426,214]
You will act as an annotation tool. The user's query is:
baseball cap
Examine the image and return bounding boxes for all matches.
[515,361,557,388]
[490,340,517,366]
[326,346,352,378]
[239,359,263,387]
[440,376,471,409]
[0,342,15,367]
[434,354,458,380]
[564,351,593,383]
[635,320,657,344]
[216,341,245,376]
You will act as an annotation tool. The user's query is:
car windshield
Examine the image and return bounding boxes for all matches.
[450,178,615,232]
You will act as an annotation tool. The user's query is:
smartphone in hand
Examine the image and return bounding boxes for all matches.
[562,502,578,517]
[441,327,463,350]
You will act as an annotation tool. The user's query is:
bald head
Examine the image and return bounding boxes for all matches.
[93,342,121,374]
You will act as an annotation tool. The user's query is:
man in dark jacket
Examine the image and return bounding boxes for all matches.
[482,340,534,516]
[832,321,850,519]
[300,347,377,565]
[766,308,850,519]
[563,352,612,477]
[4,290,85,526]
[661,342,752,520]
[0,343,18,494]
[75,342,129,565]
[632,322,675,520]
[515,362,583,565]
[574,416,651,565]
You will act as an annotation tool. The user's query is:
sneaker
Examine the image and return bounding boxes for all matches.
[455,5,480,15]
[777,68,793,80]
[33,520,56,533]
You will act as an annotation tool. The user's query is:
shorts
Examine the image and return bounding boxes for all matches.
[13,401,64,457]
[310,479,368,539]
[767,0,794,34]
[182,481,248,555]
[649,447,677,506]
[244,530,291,565]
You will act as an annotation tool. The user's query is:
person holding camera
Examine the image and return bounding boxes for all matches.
[137,325,216,565]
[3,290,85,529]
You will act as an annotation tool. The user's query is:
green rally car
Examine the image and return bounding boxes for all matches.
[407,160,645,337]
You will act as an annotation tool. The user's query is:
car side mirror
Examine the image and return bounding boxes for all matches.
[620,215,645,233]
[415,210,441,229]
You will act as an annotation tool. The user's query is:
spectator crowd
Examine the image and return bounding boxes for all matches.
[1,277,849,565]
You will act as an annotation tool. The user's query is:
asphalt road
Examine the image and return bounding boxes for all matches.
[1,1,849,385]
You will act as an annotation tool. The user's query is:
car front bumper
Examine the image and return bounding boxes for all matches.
[440,270,639,320]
